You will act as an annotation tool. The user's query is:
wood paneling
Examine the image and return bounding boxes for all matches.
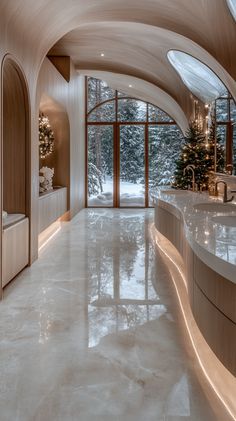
[48,56,71,82]
[155,201,236,376]
[194,255,236,323]
[2,59,29,214]
[39,187,67,233]
[39,94,70,209]
[2,218,29,288]
[193,282,236,376]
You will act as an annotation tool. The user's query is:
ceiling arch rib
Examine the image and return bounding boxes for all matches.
[80,70,189,133]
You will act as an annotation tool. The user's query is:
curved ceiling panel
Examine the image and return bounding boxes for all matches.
[167,50,228,103]
[79,70,189,133]
[227,0,236,21]
[50,22,236,112]
[2,0,236,82]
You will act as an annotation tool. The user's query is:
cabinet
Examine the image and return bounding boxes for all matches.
[39,187,67,233]
[2,218,29,287]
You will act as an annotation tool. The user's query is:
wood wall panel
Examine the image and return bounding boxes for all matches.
[39,95,70,209]
[3,60,27,214]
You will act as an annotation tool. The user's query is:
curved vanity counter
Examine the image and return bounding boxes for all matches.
[153,190,236,377]
[154,190,236,283]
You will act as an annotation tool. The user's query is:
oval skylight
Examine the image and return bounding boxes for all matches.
[167,50,227,103]
[227,0,236,21]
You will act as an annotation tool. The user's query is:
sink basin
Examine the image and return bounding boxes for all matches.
[193,202,236,213]
[212,215,236,227]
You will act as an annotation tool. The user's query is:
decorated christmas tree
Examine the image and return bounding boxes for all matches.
[39,114,54,159]
[173,121,210,190]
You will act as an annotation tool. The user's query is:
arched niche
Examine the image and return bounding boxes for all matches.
[39,93,70,206]
[1,57,30,291]
[2,57,30,215]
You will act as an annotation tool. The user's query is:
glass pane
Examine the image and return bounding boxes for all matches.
[167,50,227,103]
[120,125,145,206]
[148,125,184,206]
[216,125,226,171]
[230,99,236,123]
[233,125,236,175]
[87,77,115,112]
[148,104,173,122]
[87,125,114,206]
[88,101,115,122]
[227,0,236,22]
[118,99,147,122]
[216,99,229,122]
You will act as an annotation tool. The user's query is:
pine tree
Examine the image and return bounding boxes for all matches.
[173,121,209,190]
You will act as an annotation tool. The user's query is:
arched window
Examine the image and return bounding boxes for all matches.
[86,77,184,207]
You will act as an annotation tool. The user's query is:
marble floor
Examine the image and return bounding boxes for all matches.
[0,209,229,421]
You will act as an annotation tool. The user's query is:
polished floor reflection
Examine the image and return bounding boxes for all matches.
[0,209,227,420]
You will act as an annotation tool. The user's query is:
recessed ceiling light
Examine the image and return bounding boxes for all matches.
[129,84,133,88]
[100,53,105,57]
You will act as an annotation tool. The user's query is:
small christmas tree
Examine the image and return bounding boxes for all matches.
[39,114,54,159]
[173,121,209,190]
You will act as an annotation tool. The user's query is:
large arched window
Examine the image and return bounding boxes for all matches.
[86,77,184,207]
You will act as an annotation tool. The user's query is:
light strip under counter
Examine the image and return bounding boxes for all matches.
[152,189,236,420]
[150,226,236,421]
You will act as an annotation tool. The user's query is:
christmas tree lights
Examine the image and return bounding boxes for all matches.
[39,114,54,159]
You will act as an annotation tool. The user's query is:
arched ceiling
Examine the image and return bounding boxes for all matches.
[1,0,236,122]
[49,21,236,106]
[80,70,189,133]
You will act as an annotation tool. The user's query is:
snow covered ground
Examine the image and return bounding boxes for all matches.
[88,178,146,206]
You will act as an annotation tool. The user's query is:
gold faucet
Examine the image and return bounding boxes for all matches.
[214,180,234,203]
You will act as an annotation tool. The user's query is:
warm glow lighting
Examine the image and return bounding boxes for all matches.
[150,225,236,421]
[129,84,133,88]
[39,226,61,252]
[100,53,105,57]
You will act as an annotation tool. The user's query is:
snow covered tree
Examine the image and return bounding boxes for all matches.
[173,121,210,189]
[149,125,184,189]
[119,99,146,184]
[87,163,103,196]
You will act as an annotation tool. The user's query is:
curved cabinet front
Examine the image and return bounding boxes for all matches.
[155,200,236,376]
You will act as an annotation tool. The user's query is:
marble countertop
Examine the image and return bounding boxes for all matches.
[153,189,236,284]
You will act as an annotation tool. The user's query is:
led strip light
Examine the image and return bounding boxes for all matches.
[150,224,236,421]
